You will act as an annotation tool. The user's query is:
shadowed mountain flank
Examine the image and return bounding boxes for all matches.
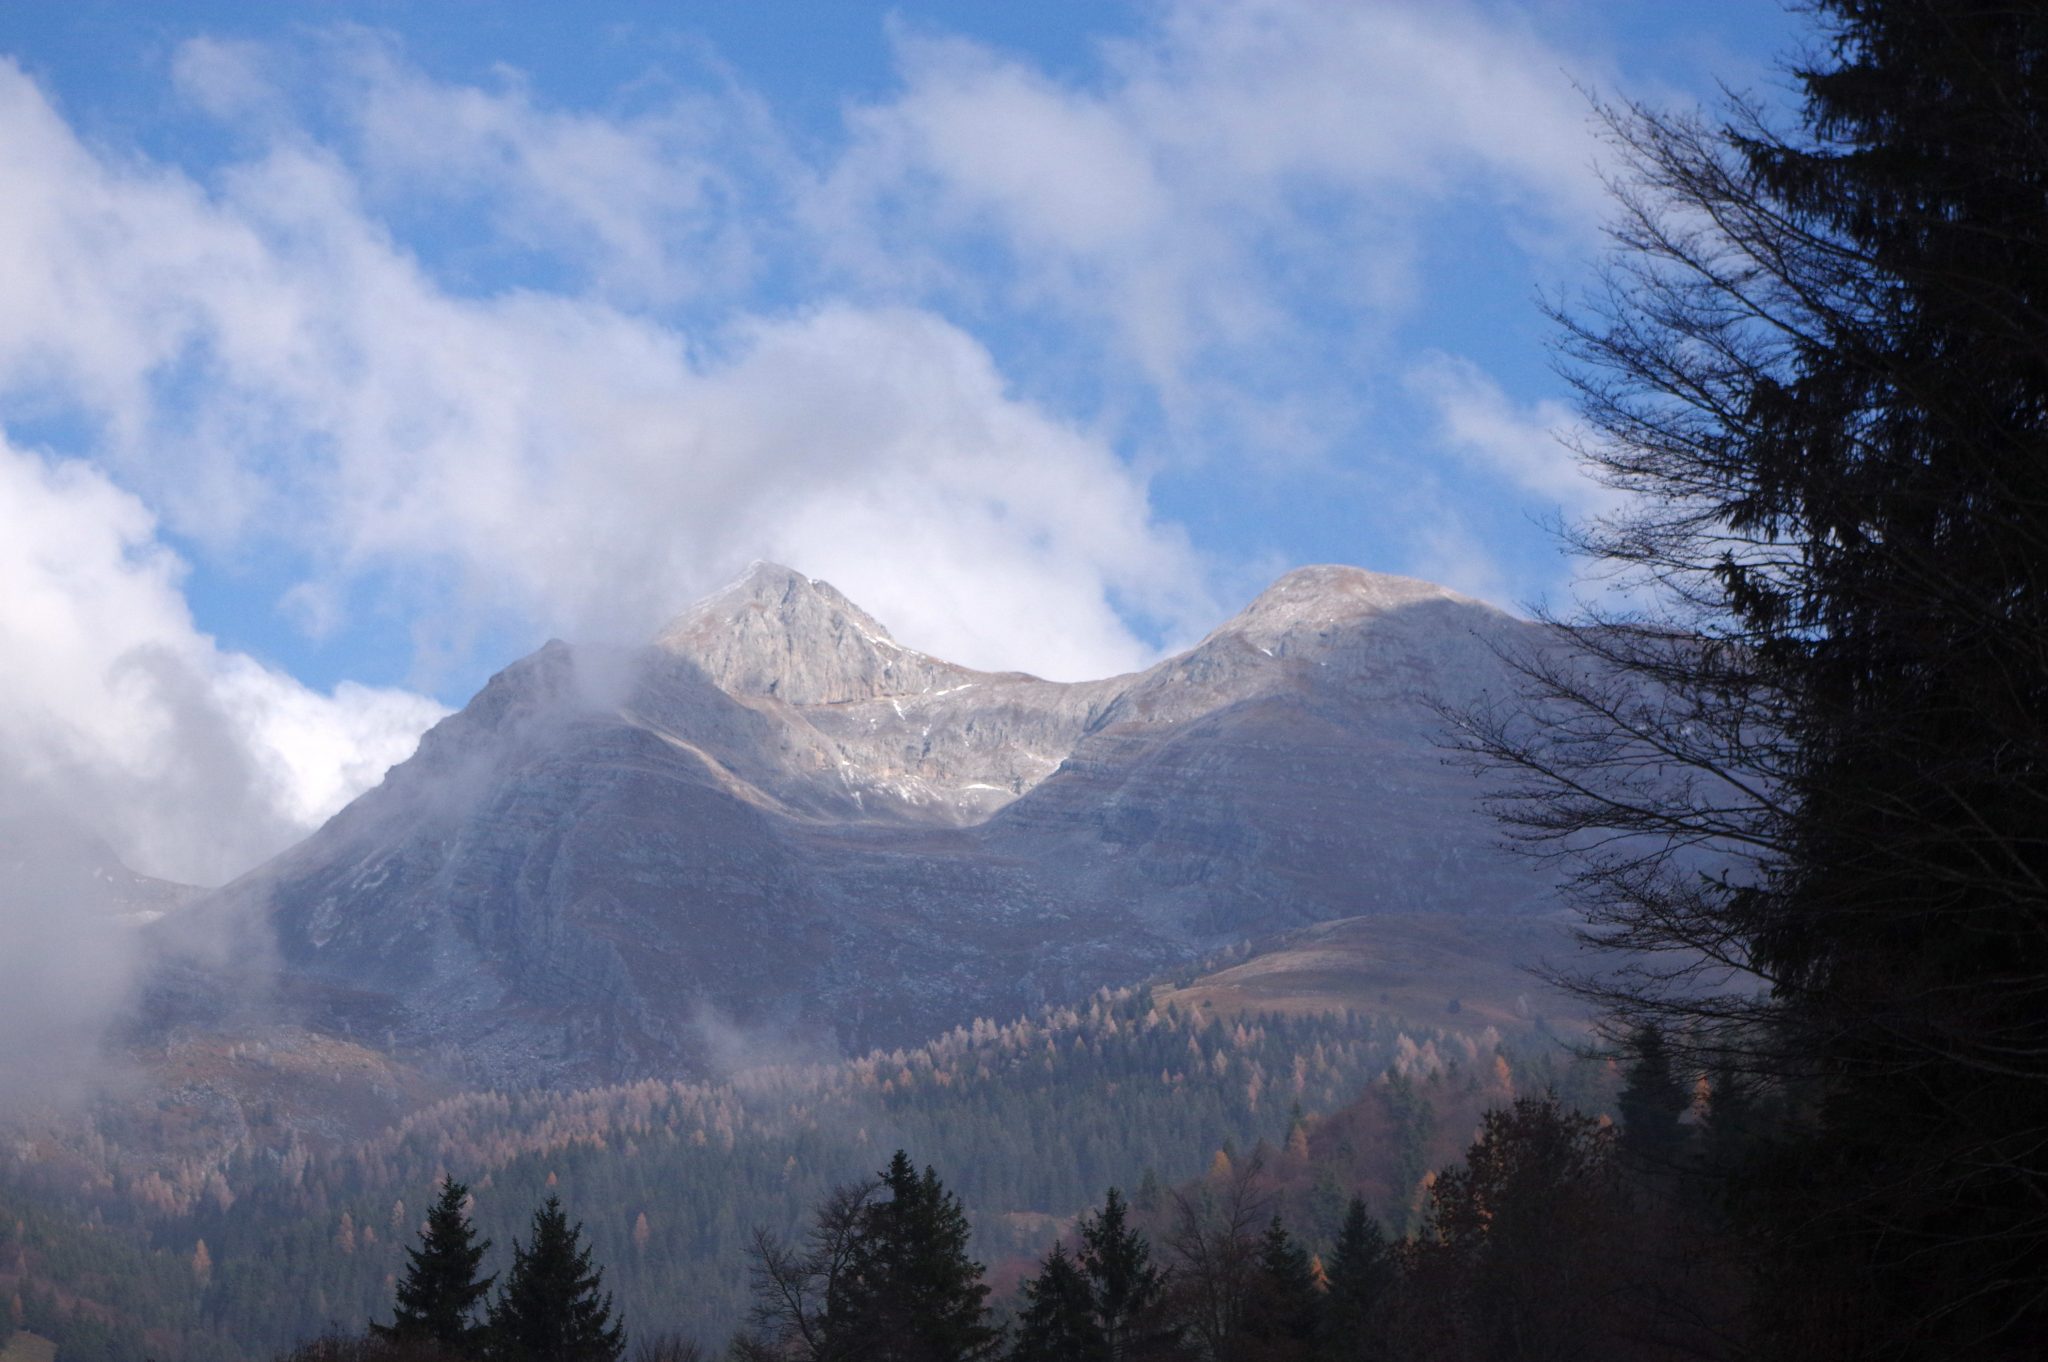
[175,563,1558,1086]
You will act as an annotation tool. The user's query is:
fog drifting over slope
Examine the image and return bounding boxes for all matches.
[0,439,441,1101]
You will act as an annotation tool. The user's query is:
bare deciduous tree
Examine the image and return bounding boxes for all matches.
[739,1178,879,1362]
[1162,1150,1270,1361]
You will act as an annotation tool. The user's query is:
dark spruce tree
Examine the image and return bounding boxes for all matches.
[1614,1023,1690,1168]
[373,1178,493,1358]
[1075,1187,1171,1361]
[485,1196,624,1362]
[828,1151,999,1362]
[1240,1217,1319,1362]
[1726,8,2048,1349]
[1009,1242,1102,1362]
[1318,1197,1393,1362]
[1418,1099,1626,1362]
[1448,0,2048,1352]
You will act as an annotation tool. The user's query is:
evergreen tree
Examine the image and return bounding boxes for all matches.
[1419,1098,1627,1362]
[1699,1063,1765,1183]
[1075,1188,1171,1361]
[1381,1075,1435,1231]
[1304,1169,1348,1248]
[373,1178,493,1358]
[1132,1170,1163,1216]
[1453,0,2048,1349]
[1241,1217,1319,1362]
[1728,7,2048,1345]
[1614,1024,1689,1167]
[1009,1243,1102,1362]
[1318,1197,1393,1362]
[486,1196,624,1362]
[828,1151,999,1362]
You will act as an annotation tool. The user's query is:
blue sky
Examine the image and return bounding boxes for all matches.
[0,1,1807,881]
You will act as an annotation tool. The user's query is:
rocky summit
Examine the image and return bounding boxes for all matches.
[173,563,1558,1086]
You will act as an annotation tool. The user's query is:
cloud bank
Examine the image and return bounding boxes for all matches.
[0,434,444,885]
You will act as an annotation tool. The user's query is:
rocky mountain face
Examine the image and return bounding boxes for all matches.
[174,563,1558,1087]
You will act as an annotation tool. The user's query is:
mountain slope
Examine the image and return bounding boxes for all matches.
[170,563,1557,1086]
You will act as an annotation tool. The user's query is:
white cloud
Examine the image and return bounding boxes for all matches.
[1406,352,1609,514]
[0,427,440,1097]
[338,32,784,308]
[719,310,1209,674]
[0,51,1207,698]
[0,1,1627,885]
[818,0,1604,422]
[1405,351,1665,612]
[169,31,787,310]
[0,435,445,885]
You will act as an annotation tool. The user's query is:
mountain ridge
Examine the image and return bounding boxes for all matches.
[161,562,1554,1087]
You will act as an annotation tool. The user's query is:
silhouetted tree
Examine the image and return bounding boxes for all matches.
[373,1179,492,1358]
[1615,1024,1690,1169]
[743,1178,880,1362]
[629,1334,705,1362]
[1165,1149,1270,1360]
[1409,1097,1628,1362]
[1241,1218,1318,1362]
[1449,0,2048,1352]
[1010,1242,1102,1362]
[1076,1188,1173,1362]
[1318,1197,1393,1362]
[485,1197,624,1362]
[828,1151,999,1362]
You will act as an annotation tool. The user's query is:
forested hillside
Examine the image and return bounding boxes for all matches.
[3,985,1601,1361]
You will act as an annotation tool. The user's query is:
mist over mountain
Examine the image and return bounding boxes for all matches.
[159,563,1557,1088]
[0,813,202,1102]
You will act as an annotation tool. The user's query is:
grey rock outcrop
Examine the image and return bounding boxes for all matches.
[179,563,1557,1086]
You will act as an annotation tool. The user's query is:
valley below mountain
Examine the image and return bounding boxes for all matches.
[6,913,1599,1360]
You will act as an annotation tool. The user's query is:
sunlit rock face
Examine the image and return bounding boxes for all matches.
[652,562,1132,822]
[185,563,1557,1087]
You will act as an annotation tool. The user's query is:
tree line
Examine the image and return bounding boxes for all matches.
[291,1027,1728,1362]
[10,991,1562,1362]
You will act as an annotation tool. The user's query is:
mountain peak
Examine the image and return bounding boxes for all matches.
[703,561,896,638]
[654,562,961,705]
[1186,564,1498,663]
[1246,564,1471,617]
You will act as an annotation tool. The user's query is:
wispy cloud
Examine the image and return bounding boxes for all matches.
[175,29,794,310]
[0,54,1209,685]
[817,0,1605,437]
[1406,352,1606,515]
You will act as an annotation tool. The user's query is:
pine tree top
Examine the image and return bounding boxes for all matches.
[374,1177,493,1356]
[487,1195,624,1362]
